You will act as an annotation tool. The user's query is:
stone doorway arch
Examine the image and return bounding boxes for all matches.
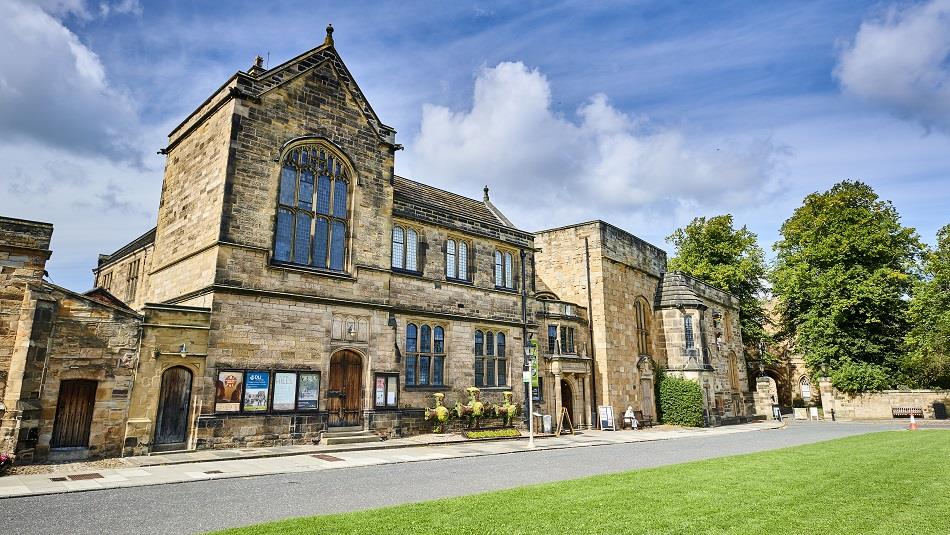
[328,349,363,427]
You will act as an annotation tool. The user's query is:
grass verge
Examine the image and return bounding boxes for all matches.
[214,430,950,534]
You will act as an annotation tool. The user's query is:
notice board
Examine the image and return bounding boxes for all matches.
[598,405,615,431]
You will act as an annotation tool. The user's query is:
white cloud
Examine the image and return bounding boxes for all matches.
[405,62,784,233]
[0,0,141,163]
[835,0,950,132]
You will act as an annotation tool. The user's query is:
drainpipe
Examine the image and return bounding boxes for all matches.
[584,237,597,426]
[520,248,529,425]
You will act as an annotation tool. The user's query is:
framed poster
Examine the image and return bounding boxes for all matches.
[273,372,298,411]
[386,376,397,406]
[375,376,386,406]
[598,405,615,431]
[243,371,271,412]
[297,372,320,410]
[215,370,244,412]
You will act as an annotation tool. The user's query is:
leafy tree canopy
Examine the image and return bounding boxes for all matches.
[667,214,769,356]
[771,180,923,392]
[903,224,950,389]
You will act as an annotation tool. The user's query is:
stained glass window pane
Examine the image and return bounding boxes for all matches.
[279,165,296,206]
[275,208,293,261]
[433,326,444,353]
[333,179,347,216]
[300,149,309,166]
[419,356,430,385]
[497,358,507,386]
[458,242,468,280]
[420,325,431,353]
[446,240,456,279]
[433,356,444,386]
[486,358,496,387]
[316,175,331,214]
[406,229,417,271]
[392,227,404,268]
[298,169,314,211]
[474,330,484,356]
[330,221,345,270]
[495,251,503,286]
[313,218,329,268]
[406,324,417,353]
[505,253,513,288]
[486,332,494,356]
[294,213,312,264]
[405,355,416,386]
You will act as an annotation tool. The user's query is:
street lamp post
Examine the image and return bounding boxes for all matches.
[523,344,535,449]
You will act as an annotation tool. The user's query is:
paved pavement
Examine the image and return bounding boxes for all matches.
[2,420,938,534]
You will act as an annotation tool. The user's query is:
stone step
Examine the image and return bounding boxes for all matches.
[323,433,381,445]
[326,425,363,433]
[323,429,374,438]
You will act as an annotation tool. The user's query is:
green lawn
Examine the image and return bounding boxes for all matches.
[216,431,950,534]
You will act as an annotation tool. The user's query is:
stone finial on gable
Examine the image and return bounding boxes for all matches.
[325,23,334,47]
[248,55,266,76]
[483,185,490,202]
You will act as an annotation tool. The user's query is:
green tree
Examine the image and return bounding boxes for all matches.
[903,224,950,389]
[771,181,923,393]
[667,214,769,356]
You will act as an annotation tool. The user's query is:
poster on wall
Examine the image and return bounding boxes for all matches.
[386,376,397,406]
[297,372,320,410]
[243,371,271,412]
[215,370,244,412]
[375,377,386,406]
[273,372,297,411]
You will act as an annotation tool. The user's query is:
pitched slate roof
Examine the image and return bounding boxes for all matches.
[656,272,706,308]
[393,176,516,229]
[98,227,155,266]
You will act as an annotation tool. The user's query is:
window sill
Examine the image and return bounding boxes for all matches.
[404,385,449,391]
[494,286,519,293]
[474,386,512,391]
[392,267,424,277]
[445,277,473,285]
[270,261,352,279]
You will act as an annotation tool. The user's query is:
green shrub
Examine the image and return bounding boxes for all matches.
[656,372,704,427]
[465,428,521,439]
[830,361,893,395]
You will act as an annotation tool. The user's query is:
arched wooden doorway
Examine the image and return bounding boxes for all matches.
[560,379,574,425]
[154,366,193,452]
[328,350,363,427]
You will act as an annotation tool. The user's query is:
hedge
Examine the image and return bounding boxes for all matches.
[656,372,704,427]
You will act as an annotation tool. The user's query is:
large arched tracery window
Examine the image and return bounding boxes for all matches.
[274,142,351,271]
[635,298,652,357]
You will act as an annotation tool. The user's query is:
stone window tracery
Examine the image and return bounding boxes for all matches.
[273,142,350,271]
[392,225,419,272]
[474,329,507,387]
[405,323,444,386]
[446,238,470,281]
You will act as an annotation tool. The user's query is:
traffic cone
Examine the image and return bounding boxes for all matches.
[909,413,918,431]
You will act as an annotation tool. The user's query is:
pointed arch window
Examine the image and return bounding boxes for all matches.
[635,299,652,356]
[273,143,350,271]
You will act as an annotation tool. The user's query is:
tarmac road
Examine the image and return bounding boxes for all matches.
[0,421,922,534]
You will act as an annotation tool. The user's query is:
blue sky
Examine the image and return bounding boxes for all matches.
[1,0,949,290]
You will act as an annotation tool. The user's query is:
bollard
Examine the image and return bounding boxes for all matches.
[830,408,835,421]
[909,413,918,431]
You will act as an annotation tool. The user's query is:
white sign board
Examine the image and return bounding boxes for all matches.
[598,405,615,431]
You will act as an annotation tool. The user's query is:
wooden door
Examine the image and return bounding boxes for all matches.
[560,379,574,424]
[51,380,97,448]
[640,378,655,419]
[154,366,193,450]
[328,351,362,427]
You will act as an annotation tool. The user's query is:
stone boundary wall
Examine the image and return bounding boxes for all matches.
[819,379,949,419]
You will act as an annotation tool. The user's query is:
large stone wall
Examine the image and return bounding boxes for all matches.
[94,243,154,310]
[819,379,950,419]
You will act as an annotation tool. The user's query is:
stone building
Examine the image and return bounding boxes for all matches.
[0,27,752,460]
